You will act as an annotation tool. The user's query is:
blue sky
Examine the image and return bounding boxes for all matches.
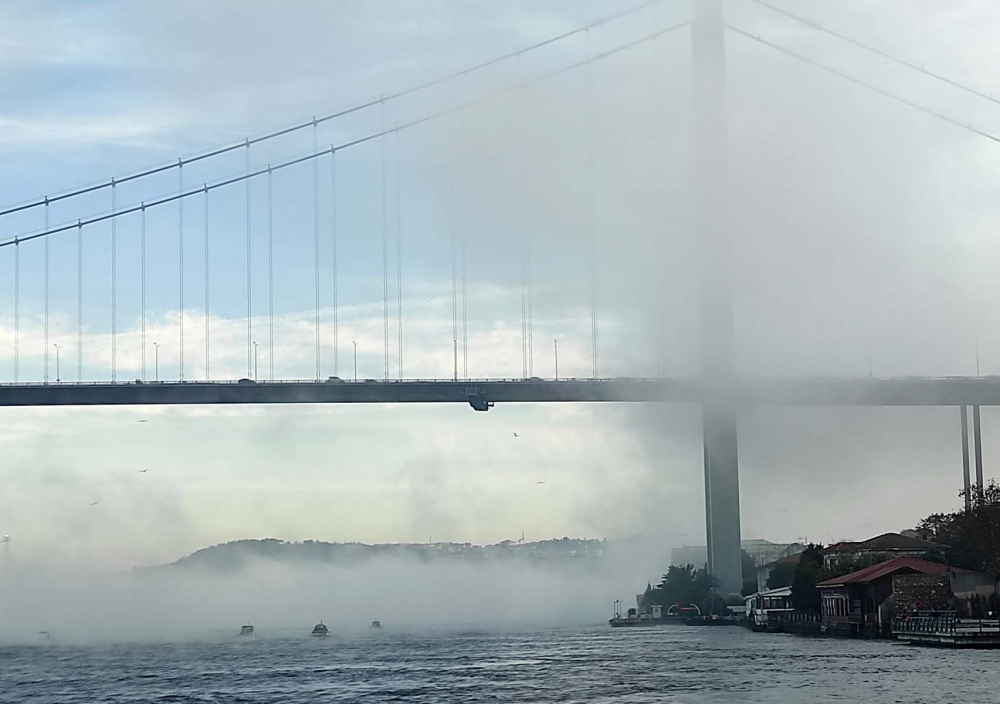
[4,0,1000,572]
[0,0,695,383]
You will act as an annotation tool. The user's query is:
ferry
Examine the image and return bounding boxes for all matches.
[311,622,330,637]
[370,620,382,629]
[609,600,655,628]
[240,624,255,636]
[609,600,706,627]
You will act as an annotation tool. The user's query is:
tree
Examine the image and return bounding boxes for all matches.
[917,480,1000,572]
[652,564,697,607]
[650,564,719,611]
[766,561,796,590]
[790,544,824,612]
[739,550,760,597]
[637,582,654,612]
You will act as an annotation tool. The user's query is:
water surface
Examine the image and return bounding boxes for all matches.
[3,626,995,702]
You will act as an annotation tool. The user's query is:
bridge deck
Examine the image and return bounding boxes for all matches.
[2,377,1000,407]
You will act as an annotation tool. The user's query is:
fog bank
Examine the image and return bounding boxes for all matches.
[0,544,666,644]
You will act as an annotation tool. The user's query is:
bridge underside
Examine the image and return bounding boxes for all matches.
[2,377,1000,407]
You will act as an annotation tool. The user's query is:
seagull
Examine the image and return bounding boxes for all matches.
[512,432,519,438]
[535,481,546,485]
[137,419,148,423]
[89,501,99,506]
[137,469,148,474]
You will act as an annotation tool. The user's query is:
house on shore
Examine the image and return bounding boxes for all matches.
[822,532,946,570]
[817,556,955,636]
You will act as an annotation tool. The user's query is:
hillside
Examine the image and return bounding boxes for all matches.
[155,537,610,572]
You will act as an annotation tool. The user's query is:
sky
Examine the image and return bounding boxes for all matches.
[2,0,1000,576]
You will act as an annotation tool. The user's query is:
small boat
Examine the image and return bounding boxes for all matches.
[370,620,382,629]
[240,624,255,636]
[311,622,329,637]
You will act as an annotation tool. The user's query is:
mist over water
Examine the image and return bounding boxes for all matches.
[0,541,666,645]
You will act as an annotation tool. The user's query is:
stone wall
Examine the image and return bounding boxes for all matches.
[892,573,951,612]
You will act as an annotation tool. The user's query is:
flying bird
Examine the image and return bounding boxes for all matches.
[89,501,99,506]
[512,432,519,438]
[137,419,148,423]
[535,481,546,485]
[137,469,148,474]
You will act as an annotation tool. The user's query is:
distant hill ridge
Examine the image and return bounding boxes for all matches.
[158,537,610,571]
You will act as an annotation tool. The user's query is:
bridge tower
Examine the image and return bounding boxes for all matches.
[693,0,743,594]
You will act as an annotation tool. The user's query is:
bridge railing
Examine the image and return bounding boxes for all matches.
[0,376,647,388]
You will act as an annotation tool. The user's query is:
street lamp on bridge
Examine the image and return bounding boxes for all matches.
[153,342,160,382]
[976,336,981,378]
[352,341,358,382]
[253,341,258,381]
[53,344,60,383]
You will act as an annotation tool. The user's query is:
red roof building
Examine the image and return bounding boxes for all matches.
[817,556,958,636]
[821,532,946,569]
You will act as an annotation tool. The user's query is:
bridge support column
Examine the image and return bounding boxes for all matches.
[961,405,971,510]
[974,405,984,493]
[693,0,742,595]
[702,402,742,595]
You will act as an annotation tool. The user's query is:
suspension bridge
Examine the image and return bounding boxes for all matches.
[4,0,1000,593]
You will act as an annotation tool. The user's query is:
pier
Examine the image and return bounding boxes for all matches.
[893,612,1000,647]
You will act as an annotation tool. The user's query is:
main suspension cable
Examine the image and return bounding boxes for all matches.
[0,0,664,221]
[745,0,1000,108]
[727,24,1000,145]
[1,20,695,251]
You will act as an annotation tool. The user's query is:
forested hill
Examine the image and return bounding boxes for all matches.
[153,537,611,571]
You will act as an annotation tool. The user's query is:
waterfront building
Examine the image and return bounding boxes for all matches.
[821,533,945,570]
[817,556,952,636]
[744,586,794,631]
